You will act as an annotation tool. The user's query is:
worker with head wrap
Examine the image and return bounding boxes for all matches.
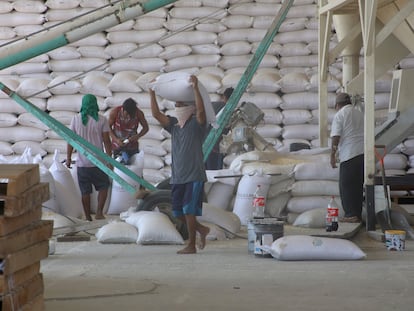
[66,94,112,221]
[108,98,149,165]
[149,75,210,254]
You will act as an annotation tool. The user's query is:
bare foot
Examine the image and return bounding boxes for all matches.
[85,215,93,221]
[177,245,196,254]
[198,226,210,250]
[95,214,105,220]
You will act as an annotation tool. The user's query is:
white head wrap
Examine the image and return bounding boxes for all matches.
[175,105,196,128]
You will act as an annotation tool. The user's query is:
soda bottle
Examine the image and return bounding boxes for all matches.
[252,185,265,218]
[326,196,339,232]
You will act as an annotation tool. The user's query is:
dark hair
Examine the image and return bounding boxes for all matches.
[335,92,351,106]
[223,87,234,100]
[123,98,137,117]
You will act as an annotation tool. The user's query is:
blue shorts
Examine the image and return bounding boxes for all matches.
[77,167,110,195]
[171,181,204,217]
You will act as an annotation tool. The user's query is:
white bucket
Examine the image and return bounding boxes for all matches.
[385,230,406,251]
[247,218,284,256]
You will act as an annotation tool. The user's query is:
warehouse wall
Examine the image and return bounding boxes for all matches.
[0,0,413,188]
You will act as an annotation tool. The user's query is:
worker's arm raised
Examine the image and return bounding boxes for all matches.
[190,75,206,126]
[149,88,169,127]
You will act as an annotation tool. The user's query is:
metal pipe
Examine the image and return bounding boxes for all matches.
[0,0,177,70]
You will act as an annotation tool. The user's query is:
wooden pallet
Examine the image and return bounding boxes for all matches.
[1,273,44,311]
[0,262,40,294]
[0,220,53,256]
[0,206,42,237]
[1,240,49,276]
[0,182,49,218]
[0,164,40,196]
[0,164,52,311]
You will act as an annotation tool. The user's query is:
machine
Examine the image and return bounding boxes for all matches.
[220,101,273,155]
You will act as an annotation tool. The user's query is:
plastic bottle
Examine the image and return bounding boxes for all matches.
[252,184,265,218]
[326,196,339,232]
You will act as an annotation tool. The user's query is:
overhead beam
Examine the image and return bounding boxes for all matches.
[319,0,356,15]
[377,1,414,52]
[0,0,178,70]
[376,0,414,46]
[346,19,410,94]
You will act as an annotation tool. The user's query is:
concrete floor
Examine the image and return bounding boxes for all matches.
[40,225,414,311]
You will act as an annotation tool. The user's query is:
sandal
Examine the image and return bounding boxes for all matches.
[340,216,361,223]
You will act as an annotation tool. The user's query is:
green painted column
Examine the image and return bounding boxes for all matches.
[202,0,294,160]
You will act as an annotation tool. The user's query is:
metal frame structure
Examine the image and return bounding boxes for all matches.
[318,0,414,230]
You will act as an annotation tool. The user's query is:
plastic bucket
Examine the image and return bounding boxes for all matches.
[385,230,406,251]
[247,218,284,257]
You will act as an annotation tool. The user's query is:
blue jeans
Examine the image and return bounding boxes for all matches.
[114,149,137,165]
[205,151,224,170]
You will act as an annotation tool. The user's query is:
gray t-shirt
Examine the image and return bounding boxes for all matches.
[69,114,110,167]
[165,115,207,184]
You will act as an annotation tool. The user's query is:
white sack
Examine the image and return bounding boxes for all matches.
[48,76,82,95]
[0,125,45,143]
[0,142,13,155]
[206,182,235,211]
[49,152,83,218]
[108,151,145,215]
[294,161,339,181]
[290,180,340,197]
[125,211,184,245]
[266,192,291,217]
[265,235,366,261]
[148,71,216,127]
[197,202,241,236]
[96,221,138,244]
[287,195,342,214]
[232,172,272,225]
[0,113,17,127]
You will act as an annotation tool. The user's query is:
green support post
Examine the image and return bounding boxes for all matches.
[202,0,294,160]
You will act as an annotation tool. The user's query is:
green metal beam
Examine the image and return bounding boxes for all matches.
[0,0,178,70]
[202,0,294,160]
[0,83,156,193]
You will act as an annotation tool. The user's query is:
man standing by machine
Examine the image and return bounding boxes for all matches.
[205,87,233,170]
[330,92,364,223]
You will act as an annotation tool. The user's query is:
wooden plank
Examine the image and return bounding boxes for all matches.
[0,164,40,196]
[53,218,108,236]
[56,234,91,242]
[1,182,49,218]
[2,273,44,311]
[0,206,42,237]
[0,220,53,256]
[2,240,49,275]
[20,293,45,311]
[0,262,40,294]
